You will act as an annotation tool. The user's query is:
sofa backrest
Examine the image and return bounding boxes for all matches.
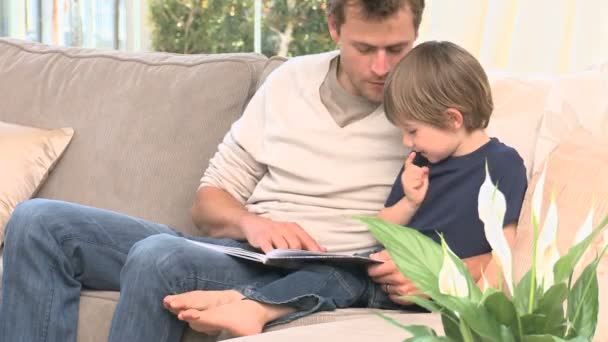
[0,38,278,236]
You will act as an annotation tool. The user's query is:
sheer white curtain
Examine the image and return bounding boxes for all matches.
[418,0,608,75]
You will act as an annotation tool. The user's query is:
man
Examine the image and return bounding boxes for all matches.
[0,1,485,341]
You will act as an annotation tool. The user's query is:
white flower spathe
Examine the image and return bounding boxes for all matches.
[532,163,547,225]
[535,195,560,291]
[478,162,514,295]
[438,240,469,298]
[574,206,594,245]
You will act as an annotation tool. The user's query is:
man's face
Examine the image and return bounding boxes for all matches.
[329,5,418,103]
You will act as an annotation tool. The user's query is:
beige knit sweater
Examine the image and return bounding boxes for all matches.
[200,51,407,254]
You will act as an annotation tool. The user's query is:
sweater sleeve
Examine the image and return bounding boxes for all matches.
[199,79,269,205]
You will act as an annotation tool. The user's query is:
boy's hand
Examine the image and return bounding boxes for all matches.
[401,152,429,207]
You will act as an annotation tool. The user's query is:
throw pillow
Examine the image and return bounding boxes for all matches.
[511,127,608,340]
[0,121,74,246]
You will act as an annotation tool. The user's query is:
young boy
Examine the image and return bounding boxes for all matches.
[378,40,527,282]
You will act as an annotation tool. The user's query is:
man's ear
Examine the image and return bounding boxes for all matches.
[328,14,340,43]
[444,108,464,130]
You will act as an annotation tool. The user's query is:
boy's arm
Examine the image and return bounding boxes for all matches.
[379,152,429,225]
[378,198,419,225]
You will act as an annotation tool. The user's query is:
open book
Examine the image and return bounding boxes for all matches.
[188,240,383,268]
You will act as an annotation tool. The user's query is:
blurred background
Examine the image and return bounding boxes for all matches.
[1,0,607,75]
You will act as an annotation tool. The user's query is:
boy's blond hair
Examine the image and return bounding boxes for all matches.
[384,41,493,131]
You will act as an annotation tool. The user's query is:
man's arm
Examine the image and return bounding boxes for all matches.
[191,186,252,240]
[192,76,324,253]
[192,187,324,252]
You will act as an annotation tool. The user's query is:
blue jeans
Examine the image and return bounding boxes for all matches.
[0,199,404,342]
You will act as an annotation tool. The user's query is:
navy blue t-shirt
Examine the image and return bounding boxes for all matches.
[384,138,527,258]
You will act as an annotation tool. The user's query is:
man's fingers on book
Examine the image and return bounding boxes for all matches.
[270,234,289,250]
[259,240,274,254]
[295,230,324,252]
[282,233,303,250]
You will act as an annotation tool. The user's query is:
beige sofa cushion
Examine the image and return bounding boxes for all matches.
[512,128,608,341]
[0,121,73,246]
[533,69,608,173]
[0,38,269,236]
[486,75,551,179]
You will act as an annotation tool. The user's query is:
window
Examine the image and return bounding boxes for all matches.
[0,0,130,50]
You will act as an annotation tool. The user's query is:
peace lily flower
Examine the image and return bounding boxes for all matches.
[363,159,608,341]
[532,163,548,225]
[478,162,514,295]
[479,267,490,291]
[535,194,559,291]
[574,205,594,271]
[574,205,594,245]
[438,239,469,298]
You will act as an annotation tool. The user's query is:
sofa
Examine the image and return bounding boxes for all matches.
[0,37,607,341]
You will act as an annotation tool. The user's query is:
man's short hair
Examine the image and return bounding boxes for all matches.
[384,41,493,131]
[328,0,425,33]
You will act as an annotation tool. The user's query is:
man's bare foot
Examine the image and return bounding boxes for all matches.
[178,299,295,337]
[163,290,244,315]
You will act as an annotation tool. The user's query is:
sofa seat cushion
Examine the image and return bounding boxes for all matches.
[0,38,269,236]
[76,289,438,342]
[230,312,442,342]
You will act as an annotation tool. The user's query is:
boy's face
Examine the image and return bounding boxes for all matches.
[328,5,417,103]
[399,120,463,163]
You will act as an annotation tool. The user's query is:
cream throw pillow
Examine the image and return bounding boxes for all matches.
[512,128,608,341]
[0,121,74,246]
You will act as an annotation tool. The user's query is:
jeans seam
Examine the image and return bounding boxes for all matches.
[58,235,131,255]
[331,268,358,298]
[40,263,57,342]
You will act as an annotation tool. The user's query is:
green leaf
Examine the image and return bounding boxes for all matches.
[376,312,437,337]
[537,283,568,314]
[554,213,608,284]
[522,335,566,342]
[533,283,567,336]
[430,295,503,341]
[521,314,548,335]
[483,291,517,326]
[441,312,462,342]
[522,336,589,342]
[402,295,443,313]
[360,217,444,294]
[566,258,600,339]
[498,325,518,342]
[541,305,566,337]
[405,336,454,342]
[514,271,541,315]
[360,217,482,302]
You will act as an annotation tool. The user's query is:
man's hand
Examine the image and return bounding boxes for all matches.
[240,214,326,253]
[367,249,421,305]
[401,152,429,207]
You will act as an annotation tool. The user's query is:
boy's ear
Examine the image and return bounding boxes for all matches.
[444,108,464,130]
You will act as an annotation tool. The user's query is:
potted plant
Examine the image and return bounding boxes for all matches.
[360,164,608,341]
